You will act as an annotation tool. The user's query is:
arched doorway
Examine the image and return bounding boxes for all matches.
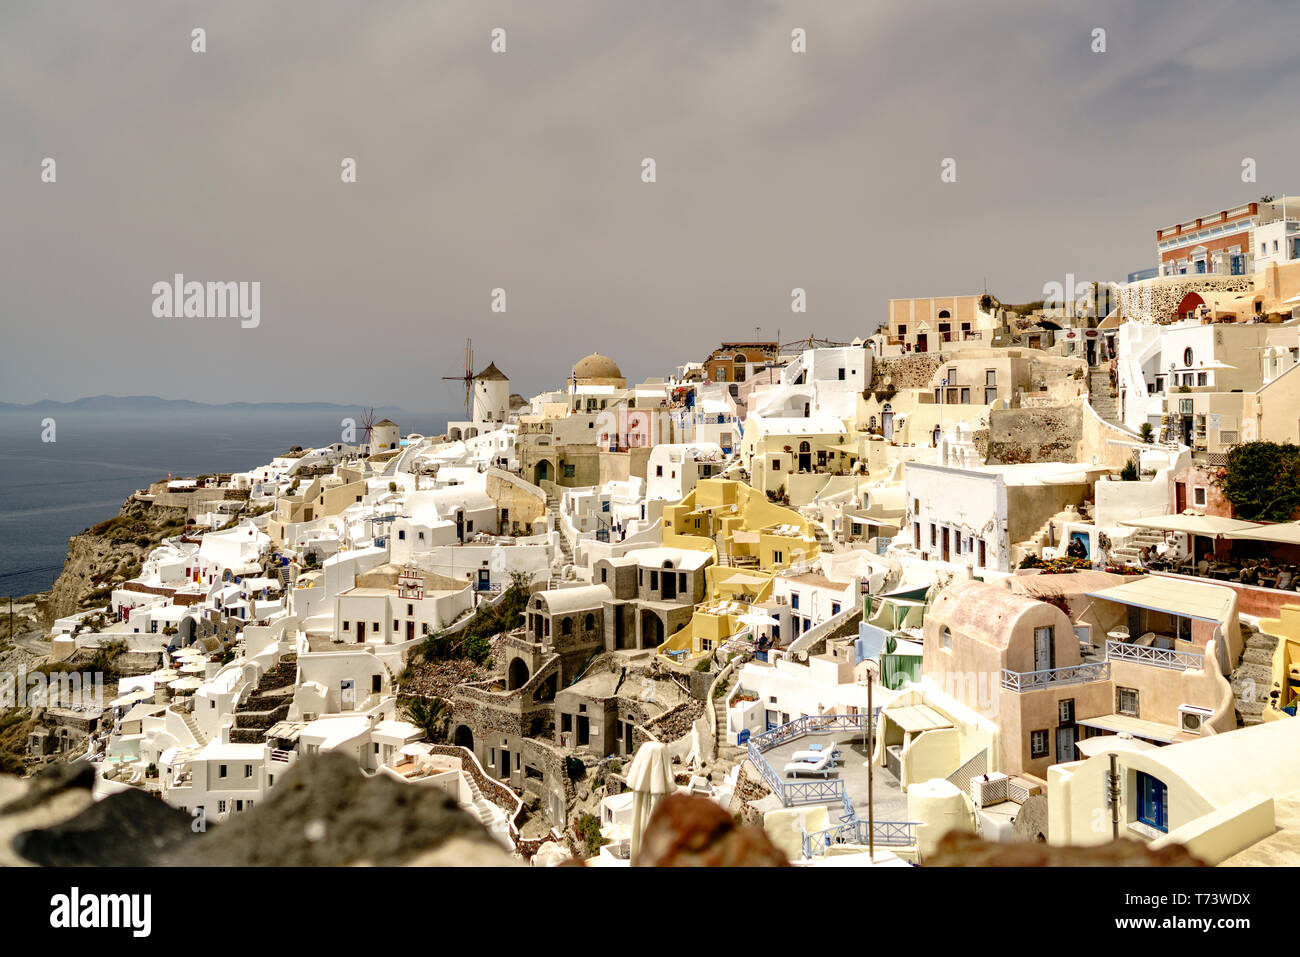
[535,459,552,484]
[641,614,664,649]
[453,725,474,750]
[507,657,530,690]
[798,441,812,472]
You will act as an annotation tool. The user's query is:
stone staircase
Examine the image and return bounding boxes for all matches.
[1109,528,1165,567]
[547,493,574,573]
[1232,623,1277,727]
[711,671,747,776]
[230,653,297,744]
[180,708,209,746]
[812,522,834,554]
[1088,367,1121,426]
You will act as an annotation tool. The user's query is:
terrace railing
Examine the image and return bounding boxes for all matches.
[1001,660,1109,693]
[1106,640,1204,672]
[801,819,920,859]
[747,713,870,807]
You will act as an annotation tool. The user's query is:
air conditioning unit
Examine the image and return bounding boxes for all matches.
[970,771,1009,807]
[1178,704,1212,735]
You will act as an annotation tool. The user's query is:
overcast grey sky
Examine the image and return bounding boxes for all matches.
[2,0,1298,411]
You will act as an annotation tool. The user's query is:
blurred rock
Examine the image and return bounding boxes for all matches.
[925,830,1205,866]
[173,751,507,866]
[634,793,789,867]
[14,787,195,866]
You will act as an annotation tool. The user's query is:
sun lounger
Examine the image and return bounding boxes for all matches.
[784,753,834,777]
[791,748,842,765]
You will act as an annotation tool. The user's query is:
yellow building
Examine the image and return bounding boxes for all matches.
[656,478,820,660]
[1259,605,1300,722]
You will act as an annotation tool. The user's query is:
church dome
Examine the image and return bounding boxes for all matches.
[573,352,624,383]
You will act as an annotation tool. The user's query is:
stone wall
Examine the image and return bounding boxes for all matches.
[1120,276,1254,323]
[987,406,1082,464]
[870,353,947,391]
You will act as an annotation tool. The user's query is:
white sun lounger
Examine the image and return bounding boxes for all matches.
[791,748,842,765]
[784,753,834,777]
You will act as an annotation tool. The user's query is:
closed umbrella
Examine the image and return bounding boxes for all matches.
[626,741,675,861]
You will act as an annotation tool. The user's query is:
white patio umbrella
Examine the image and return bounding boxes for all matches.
[168,676,202,692]
[738,610,780,628]
[626,741,675,861]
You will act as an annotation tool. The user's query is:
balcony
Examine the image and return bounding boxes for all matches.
[1001,661,1109,693]
[1106,640,1203,672]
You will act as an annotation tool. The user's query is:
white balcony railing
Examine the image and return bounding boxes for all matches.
[1106,640,1203,672]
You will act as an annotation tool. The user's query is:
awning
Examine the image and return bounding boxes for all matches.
[1075,733,1157,758]
[1223,521,1300,545]
[1076,714,1183,744]
[1119,514,1260,537]
[1085,576,1235,623]
[887,704,953,734]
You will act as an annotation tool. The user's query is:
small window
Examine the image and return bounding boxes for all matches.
[372,621,379,632]
[218,764,228,778]
[838,368,846,380]
[244,764,253,778]
[1193,487,1207,506]
[941,626,952,651]
[343,621,351,631]
[1058,699,1074,724]
[656,465,663,477]
[1117,687,1139,717]
[1030,730,1049,758]
[1136,771,1169,833]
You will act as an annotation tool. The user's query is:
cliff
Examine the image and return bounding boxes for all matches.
[38,496,190,627]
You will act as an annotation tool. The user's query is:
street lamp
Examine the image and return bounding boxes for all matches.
[860,659,879,861]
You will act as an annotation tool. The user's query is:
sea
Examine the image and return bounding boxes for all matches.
[0,409,454,599]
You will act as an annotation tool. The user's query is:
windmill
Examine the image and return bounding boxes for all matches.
[442,338,474,420]
[358,407,376,453]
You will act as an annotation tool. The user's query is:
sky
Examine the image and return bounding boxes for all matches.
[2,0,1299,412]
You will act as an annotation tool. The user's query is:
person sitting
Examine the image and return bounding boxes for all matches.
[1066,537,1088,561]
[1137,546,1152,569]
[1240,564,1259,586]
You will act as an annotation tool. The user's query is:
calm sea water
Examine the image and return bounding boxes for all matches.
[0,410,453,598]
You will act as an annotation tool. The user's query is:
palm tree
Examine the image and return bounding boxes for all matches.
[400,695,449,742]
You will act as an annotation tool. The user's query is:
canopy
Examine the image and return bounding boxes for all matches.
[1223,521,1300,545]
[168,676,202,691]
[886,704,953,734]
[1119,514,1259,537]
[1086,576,1235,624]
[1075,733,1157,758]
[1076,714,1182,744]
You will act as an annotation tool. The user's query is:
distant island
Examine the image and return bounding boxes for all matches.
[0,395,408,414]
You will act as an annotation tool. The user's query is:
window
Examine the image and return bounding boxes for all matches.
[1193,486,1207,507]
[1136,771,1169,832]
[218,800,227,814]
[771,457,781,472]
[791,593,800,610]
[1183,347,1193,367]
[562,714,572,732]
[372,621,379,632]
[218,764,228,778]
[398,530,405,540]
[656,465,663,477]
[838,368,846,380]
[407,603,413,616]
[343,620,350,631]
[1030,730,1049,758]
[831,602,841,616]
[960,388,970,404]
[1058,699,1075,724]
[564,464,576,478]
[940,627,952,651]
[244,764,253,778]
[773,550,783,564]
[1117,687,1139,717]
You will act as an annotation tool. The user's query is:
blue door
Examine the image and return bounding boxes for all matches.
[1136,772,1168,832]
[766,710,779,731]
